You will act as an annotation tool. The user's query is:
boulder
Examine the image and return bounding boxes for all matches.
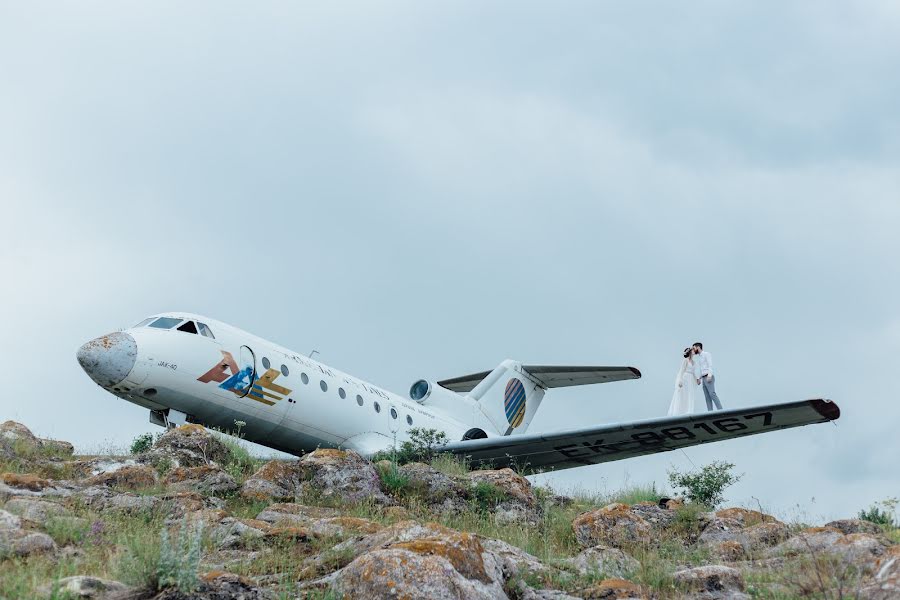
[210,517,271,549]
[469,468,541,524]
[3,497,70,526]
[714,508,779,527]
[70,458,141,480]
[329,527,508,599]
[38,575,131,599]
[73,486,159,514]
[296,449,391,505]
[824,519,885,536]
[672,565,750,600]
[628,502,677,531]
[579,578,646,599]
[699,517,790,560]
[240,460,304,501]
[0,421,41,452]
[256,503,339,526]
[142,424,233,468]
[393,462,472,512]
[860,545,900,600]
[153,571,270,599]
[0,528,57,558]
[572,504,652,549]
[163,465,238,495]
[0,509,22,530]
[38,439,75,458]
[566,545,641,579]
[84,465,158,490]
[770,528,887,567]
[159,492,225,522]
[1,472,51,492]
[480,537,553,581]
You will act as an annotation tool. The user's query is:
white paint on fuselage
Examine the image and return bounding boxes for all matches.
[110,313,477,456]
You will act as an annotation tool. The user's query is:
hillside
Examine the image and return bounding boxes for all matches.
[0,420,897,599]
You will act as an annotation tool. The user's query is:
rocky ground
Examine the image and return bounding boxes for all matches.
[0,419,897,599]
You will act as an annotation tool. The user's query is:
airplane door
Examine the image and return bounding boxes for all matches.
[233,346,257,398]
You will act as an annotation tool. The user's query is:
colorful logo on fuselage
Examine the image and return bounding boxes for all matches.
[504,378,527,428]
[197,350,291,406]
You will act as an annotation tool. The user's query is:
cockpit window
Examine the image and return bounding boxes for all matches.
[134,317,154,328]
[197,322,215,339]
[148,317,183,329]
[176,320,198,334]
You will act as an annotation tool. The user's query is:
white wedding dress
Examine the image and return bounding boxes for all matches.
[667,356,700,416]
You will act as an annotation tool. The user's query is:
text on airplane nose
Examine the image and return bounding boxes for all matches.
[76,332,137,387]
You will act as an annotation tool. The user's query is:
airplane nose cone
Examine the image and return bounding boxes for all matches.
[77,332,138,387]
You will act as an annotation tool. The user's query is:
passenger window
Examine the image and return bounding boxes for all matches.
[149,317,182,329]
[406,415,413,426]
[281,364,289,377]
[390,408,398,419]
[134,317,154,328]
[197,322,215,339]
[373,401,381,413]
[301,373,309,385]
[262,357,271,369]
[176,321,198,334]
[320,380,328,392]
[338,388,346,399]
[356,395,364,406]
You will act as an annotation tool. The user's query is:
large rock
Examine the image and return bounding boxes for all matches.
[142,424,233,468]
[0,528,57,558]
[566,545,641,579]
[153,571,270,599]
[85,464,158,490]
[38,439,75,457]
[1,472,51,492]
[0,421,41,452]
[672,565,750,600]
[393,462,472,512]
[770,528,887,568]
[73,486,159,514]
[329,527,508,599]
[163,465,238,495]
[860,545,900,600]
[714,508,779,527]
[3,497,70,526]
[628,502,678,532]
[240,460,304,501]
[572,504,652,549]
[824,519,885,536]
[469,468,541,524]
[699,515,790,561]
[296,449,391,505]
[0,509,22,530]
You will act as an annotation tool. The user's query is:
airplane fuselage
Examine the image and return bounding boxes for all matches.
[77,313,480,456]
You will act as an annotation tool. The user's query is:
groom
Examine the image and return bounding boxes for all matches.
[693,342,723,411]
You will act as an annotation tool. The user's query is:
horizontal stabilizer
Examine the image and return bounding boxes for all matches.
[438,365,641,393]
[441,399,840,473]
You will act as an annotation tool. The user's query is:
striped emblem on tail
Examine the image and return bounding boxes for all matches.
[504,378,527,428]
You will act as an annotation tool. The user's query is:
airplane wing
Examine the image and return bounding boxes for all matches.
[438,365,641,393]
[441,399,840,472]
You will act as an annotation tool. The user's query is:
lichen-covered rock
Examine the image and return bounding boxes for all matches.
[85,464,158,490]
[240,460,304,501]
[672,565,749,600]
[1,472,51,492]
[159,492,225,522]
[38,439,75,457]
[163,465,238,495]
[142,424,233,468]
[628,502,677,531]
[480,536,553,581]
[38,575,131,599]
[824,519,885,536]
[0,529,57,558]
[699,518,790,560]
[469,468,541,524]
[70,458,140,479]
[153,570,271,599]
[860,545,900,600]
[73,486,159,513]
[255,502,338,525]
[770,528,887,567]
[297,448,391,505]
[0,421,41,451]
[579,578,646,599]
[329,528,508,600]
[210,517,271,549]
[566,545,641,579]
[0,509,22,530]
[3,497,70,526]
[573,504,652,549]
[714,508,779,527]
[394,462,472,512]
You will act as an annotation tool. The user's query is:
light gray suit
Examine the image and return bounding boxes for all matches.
[698,350,723,411]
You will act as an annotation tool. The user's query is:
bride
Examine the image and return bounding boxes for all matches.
[668,347,700,416]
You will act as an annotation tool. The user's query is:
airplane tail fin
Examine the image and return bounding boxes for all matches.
[439,361,642,437]
[468,360,545,436]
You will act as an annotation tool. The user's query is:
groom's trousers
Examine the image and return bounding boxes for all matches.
[702,376,723,411]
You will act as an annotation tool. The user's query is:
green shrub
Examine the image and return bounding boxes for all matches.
[129,432,160,455]
[859,497,898,528]
[157,519,204,592]
[377,462,412,496]
[472,481,509,512]
[384,428,449,464]
[667,461,742,508]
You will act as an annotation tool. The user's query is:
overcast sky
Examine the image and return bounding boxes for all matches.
[2,1,898,521]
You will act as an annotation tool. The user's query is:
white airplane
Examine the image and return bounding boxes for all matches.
[76,313,840,471]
